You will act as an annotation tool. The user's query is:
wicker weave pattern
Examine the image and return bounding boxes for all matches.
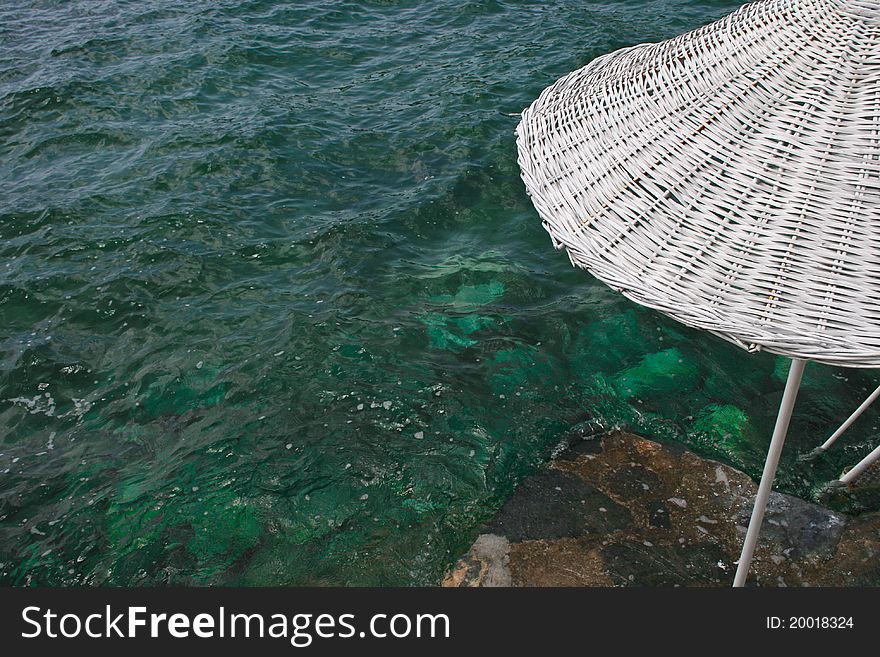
[517,0,880,366]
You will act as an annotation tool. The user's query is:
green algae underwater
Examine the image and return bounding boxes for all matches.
[2,0,879,586]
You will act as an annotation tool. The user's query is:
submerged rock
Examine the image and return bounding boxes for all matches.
[613,347,700,398]
[428,281,505,309]
[690,403,756,459]
[443,431,880,587]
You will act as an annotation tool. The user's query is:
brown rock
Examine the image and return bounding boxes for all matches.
[441,534,511,587]
[443,430,880,587]
[508,538,612,587]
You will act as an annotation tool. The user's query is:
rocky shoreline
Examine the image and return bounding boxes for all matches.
[443,431,880,587]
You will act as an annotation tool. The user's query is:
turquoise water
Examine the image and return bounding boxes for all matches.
[2,0,878,586]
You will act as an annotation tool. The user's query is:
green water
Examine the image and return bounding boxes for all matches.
[1,0,878,586]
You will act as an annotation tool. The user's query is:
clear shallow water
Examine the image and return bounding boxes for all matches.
[1,0,878,586]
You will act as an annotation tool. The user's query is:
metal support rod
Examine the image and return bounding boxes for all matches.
[840,442,880,486]
[816,384,880,453]
[733,357,807,587]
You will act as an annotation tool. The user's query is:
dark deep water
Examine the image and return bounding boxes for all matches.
[2,0,878,585]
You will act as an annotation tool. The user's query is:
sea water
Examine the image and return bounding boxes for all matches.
[2,0,878,585]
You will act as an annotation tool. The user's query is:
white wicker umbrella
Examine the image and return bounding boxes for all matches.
[516,0,880,586]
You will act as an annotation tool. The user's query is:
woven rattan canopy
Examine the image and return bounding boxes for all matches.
[517,0,880,367]
[517,0,880,587]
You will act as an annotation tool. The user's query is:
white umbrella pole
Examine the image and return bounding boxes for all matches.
[840,443,880,486]
[733,357,807,587]
[817,384,880,453]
